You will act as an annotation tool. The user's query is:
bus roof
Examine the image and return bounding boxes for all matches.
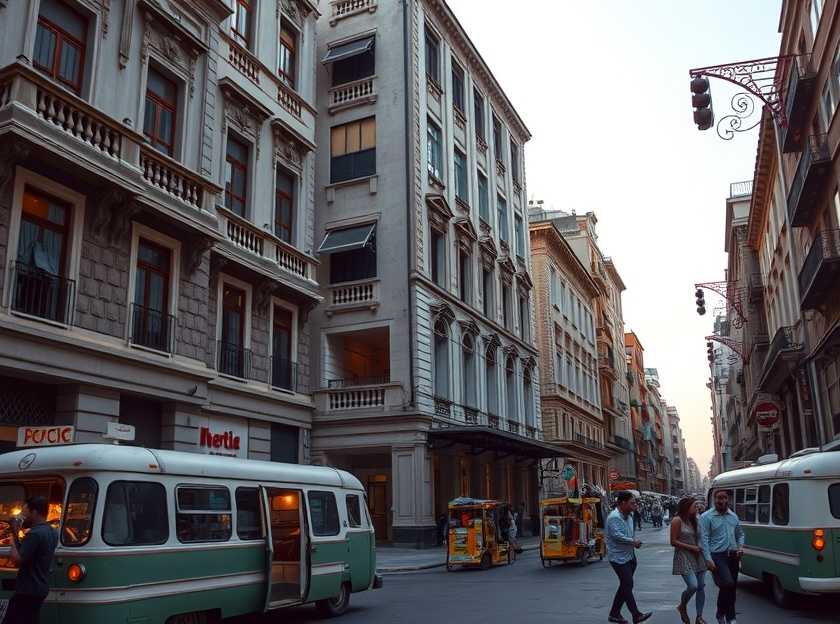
[0,444,364,491]
[711,449,840,487]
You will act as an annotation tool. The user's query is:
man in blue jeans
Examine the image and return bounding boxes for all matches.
[606,492,652,624]
[700,490,745,624]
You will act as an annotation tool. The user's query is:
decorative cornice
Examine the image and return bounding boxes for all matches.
[430,300,456,326]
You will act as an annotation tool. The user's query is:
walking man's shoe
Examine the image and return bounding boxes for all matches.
[633,613,652,624]
[608,616,628,624]
[716,617,726,624]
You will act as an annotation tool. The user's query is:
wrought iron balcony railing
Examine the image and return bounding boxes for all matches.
[130,304,175,353]
[799,229,840,310]
[216,341,252,380]
[327,373,390,388]
[270,357,298,392]
[9,262,75,325]
[781,54,815,154]
[788,134,831,227]
[748,273,764,303]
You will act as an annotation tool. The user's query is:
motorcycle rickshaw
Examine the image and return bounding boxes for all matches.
[539,495,606,566]
[446,497,514,571]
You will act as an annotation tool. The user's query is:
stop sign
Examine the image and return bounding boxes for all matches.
[755,401,781,428]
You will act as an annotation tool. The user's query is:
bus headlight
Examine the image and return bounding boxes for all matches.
[812,529,825,552]
[67,563,86,582]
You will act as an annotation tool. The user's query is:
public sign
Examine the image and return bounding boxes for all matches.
[17,425,74,448]
[608,469,620,481]
[754,398,782,431]
[104,422,136,442]
[196,414,248,458]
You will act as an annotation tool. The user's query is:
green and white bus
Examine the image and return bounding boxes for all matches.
[709,448,840,607]
[0,444,382,623]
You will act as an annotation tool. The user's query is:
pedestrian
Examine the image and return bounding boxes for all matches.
[606,491,652,624]
[633,507,642,531]
[671,497,707,624]
[700,490,744,624]
[506,507,518,551]
[5,496,59,624]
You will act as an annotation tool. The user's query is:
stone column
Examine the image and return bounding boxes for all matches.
[248,420,271,461]
[391,444,436,547]
[160,402,202,452]
[55,385,119,443]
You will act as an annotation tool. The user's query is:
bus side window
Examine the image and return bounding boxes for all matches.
[308,491,340,536]
[176,486,232,543]
[829,484,840,519]
[772,483,789,526]
[103,481,168,546]
[757,485,770,524]
[346,494,362,528]
[62,477,98,546]
[734,488,745,519]
[236,487,262,540]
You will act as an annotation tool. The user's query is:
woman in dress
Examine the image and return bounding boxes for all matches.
[671,497,707,624]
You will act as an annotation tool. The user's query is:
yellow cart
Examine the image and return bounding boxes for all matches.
[539,496,605,567]
[446,498,513,571]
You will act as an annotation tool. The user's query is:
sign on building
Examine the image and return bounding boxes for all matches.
[196,415,248,458]
[752,394,782,432]
[17,426,74,448]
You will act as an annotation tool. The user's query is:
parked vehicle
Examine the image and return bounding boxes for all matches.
[0,444,382,623]
[446,498,513,571]
[539,495,605,567]
[708,448,840,607]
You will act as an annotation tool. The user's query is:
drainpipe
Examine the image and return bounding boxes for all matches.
[403,0,416,409]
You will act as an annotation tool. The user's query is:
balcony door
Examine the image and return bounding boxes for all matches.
[221,285,246,377]
[133,239,171,352]
[272,306,293,390]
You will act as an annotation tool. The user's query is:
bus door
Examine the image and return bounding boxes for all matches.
[344,492,373,591]
[303,490,345,602]
[261,488,307,609]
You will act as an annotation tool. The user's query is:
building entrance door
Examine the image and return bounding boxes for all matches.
[367,476,388,540]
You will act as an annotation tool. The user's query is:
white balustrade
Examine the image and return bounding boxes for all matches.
[330,0,377,23]
[275,244,308,279]
[277,84,302,118]
[225,218,265,256]
[331,281,375,305]
[228,43,260,84]
[36,88,122,159]
[328,387,385,410]
[329,77,376,111]
[140,149,203,209]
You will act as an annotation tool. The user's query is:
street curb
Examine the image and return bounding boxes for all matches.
[377,543,540,574]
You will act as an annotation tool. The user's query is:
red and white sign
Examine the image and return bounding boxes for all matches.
[17,426,74,448]
[196,415,248,458]
[609,469,620,481]
[754,399,782,431]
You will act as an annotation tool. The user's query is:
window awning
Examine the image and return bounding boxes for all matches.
[322,36,374,64]
[317,223,375,254]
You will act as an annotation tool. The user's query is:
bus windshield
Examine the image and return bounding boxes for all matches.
[0,479,64,546]
[829,483,840,519]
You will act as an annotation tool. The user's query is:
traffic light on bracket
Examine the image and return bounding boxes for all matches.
[695,288,706,315]
[691,76,714,131]
[706,341,715,363]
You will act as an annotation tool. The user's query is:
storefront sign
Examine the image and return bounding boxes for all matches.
[104,422,136,442]
[196,415,248,458]
[17,426,74,448]
[753,397,782,431]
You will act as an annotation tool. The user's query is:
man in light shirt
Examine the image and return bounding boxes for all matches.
[700,490,745,624]
[606,491,652,624]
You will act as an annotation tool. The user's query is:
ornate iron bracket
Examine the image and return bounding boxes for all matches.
[705,335,745,361]
[689,55,794,140]
[695,281,746,327]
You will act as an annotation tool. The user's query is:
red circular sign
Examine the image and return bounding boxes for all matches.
[755,401,781,427]
[609,469,620,481]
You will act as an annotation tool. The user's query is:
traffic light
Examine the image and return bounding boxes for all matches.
[695,288,706,315]
[706,341,715,363]
[691,76,714,131]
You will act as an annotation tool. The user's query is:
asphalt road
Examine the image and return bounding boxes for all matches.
[237,525,840,623]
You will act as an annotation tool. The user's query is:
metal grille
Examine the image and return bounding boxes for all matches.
[0,381,55,426]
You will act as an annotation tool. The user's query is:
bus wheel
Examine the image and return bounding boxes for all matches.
[480,552,492,570]
[770,575,795,609]
[316,583,351,618]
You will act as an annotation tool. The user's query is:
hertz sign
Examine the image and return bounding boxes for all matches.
[17,426,75,448]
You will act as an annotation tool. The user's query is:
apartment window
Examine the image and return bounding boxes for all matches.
[505,356,516,420]
[271,423,299,463]
[278,20,297,88]
[427,119,443,180]
[224,136,249,216]
[220,284,247,378]
[275,167,295,244]
[425,26,440,85]
[550,267,559,307]
[561,281,567,316]
[524,367,534,426]
[502,283,511,330]
[810,0,822,40]
[319,223,377,284]
[330,117,376,183]
[821,80,836,131]
[272,305,294,390]
[555,349,565,387]
[459,249,471,304]
[143,67,177,157]
[132,239,172,352]
[431,227,446,287]
[330,37,375,86]
[518,294,529,341]
[486,345,498,415]
[514,213,524,257]
[452,59,465,114]
[454,149,468,203]
[232,0,251,48]
[482,267,494,318]
[492,115,503,163]
[510,141,520,184]
[462,334,476,407]
[13,188,71,323]
[34,0,88,94]
[474,89,485,140]
[478,172,489,222]
[497,196,508,242]
[433,319,450,398]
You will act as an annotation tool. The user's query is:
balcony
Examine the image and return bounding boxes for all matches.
[787,134,831,227]
[748,273,764,303]
[574,433,604,450]
[270,357,298,392]
[316,381,403,413]
[799,229,840,310]
[613,435,633,451]
[328,77,377,113]
[598,350,616,372]
[329,0,378,25]
[758,326,802,392]
[9,263,75,325]
[326,278,380,316]
[781,54,816,154]
[130,304,175,353]
[216,341,253,380]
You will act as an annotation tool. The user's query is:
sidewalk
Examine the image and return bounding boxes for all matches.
[376,535,540,573]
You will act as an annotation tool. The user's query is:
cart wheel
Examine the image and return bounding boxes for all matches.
[480,552,491,570]
[446,564,453,572]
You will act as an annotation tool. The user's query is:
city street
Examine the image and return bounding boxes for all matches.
[242,526,840,624]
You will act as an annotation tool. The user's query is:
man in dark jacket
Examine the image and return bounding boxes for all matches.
[7,496,58,623]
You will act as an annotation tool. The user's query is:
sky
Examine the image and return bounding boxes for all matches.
[447,0,783,475]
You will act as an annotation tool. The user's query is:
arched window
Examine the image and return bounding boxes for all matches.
[523,366,534,426]
[462,334,476,408]
[505,355,517,422]
[433,319,450,398]
[486,344,498,415]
